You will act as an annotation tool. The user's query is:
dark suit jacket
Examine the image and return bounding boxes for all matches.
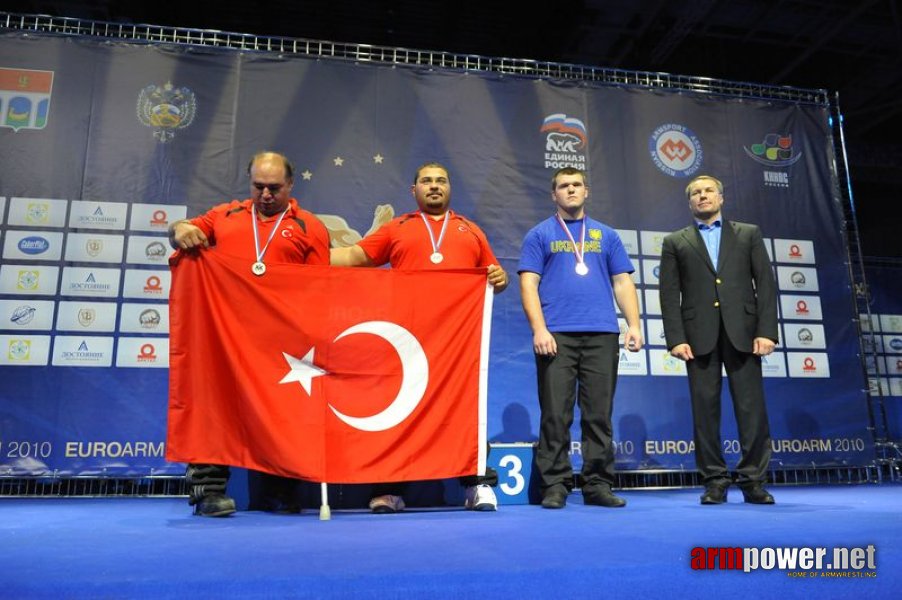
[659,220,778,356]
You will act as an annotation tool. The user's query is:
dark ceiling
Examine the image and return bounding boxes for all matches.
[7,0,902,257]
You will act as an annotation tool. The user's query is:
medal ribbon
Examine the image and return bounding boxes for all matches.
[252,206,290,264]
[555,214,587,269]
[419,210,450,258]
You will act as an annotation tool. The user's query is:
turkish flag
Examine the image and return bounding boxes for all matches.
[166,250,492,483]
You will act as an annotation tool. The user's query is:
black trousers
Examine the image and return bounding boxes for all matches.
[686,324,772,486]
[535,332,620,491]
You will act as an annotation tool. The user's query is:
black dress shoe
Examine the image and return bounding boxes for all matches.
[700,482,729,505]
[541,485,568,509]
[741,485,775,505]
[582,484,627,507]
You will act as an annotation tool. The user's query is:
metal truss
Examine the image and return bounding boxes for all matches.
[1,11,828,106]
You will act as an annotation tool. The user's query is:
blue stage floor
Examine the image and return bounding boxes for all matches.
[2,485,900,599]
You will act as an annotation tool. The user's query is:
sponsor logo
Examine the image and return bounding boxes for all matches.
[26,202,49,224]
[797,328,814,344]
[70,273,112,293]
[139,308,161,329]
[763,171,789,188]
[16,270,39,291]
[795,300,810,316]
[743,133,803,168]
[7,339,31,360]
[649,123,702,178]
[17,236,50,255]
[889,338,902,352]
[144,276,163,294]
[60,340,105,361]
[150,210,169,227]
[10,305,37,326]
[137,81,197,142]
[78,308,96,327]
[85,238,103,257]
[540,113,588,170]
[0,67,54,132]
[145,241,167,259]
[76,206,118,228]
[663,353,683,372]
[138,343,158,362]
[802,356,817,372]
[790,271,806,287]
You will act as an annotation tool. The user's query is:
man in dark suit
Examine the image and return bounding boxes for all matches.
[659,175,778,505]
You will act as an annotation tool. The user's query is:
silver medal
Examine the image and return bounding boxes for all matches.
[575,262,589,276]
[252,261,267,276]
[430,252,444,264]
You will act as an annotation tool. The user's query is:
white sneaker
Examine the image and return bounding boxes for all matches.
[464,484,498,511]
[369,494,405,513]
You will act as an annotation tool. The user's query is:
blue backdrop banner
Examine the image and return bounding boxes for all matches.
[0,32,873,476]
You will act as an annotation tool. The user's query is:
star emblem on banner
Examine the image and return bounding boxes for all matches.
[301,170,313,181]
[333,156,344,166]
[373,154,384,164]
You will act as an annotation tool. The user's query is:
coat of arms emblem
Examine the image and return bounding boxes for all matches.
[137,81,197,142]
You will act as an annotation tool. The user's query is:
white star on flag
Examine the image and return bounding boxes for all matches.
[279,348,327,394]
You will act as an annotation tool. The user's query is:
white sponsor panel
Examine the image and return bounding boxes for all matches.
[122,269,171,299]
[68,200,128,230]
[865,354,880,375]
[883,334,902,355]
[776,266,819,292]
[639,230,668,257]
[884,356,902,377]
[617,348,648,375]
[889,378,902,397]
[126,235,171,265]
[641,259,660,286]
[64,233,125,263]
[0,300,55,330]
[859,313,880,333]
[643,288,661,316]
[648,348,686,376]
[0,197,5,224]
[129,203,187,232]
[116,337,169,368]
[868,377,890,396]
[8,197,68,228]
[0,264,60,296]
[645,318,667,347]
[761,352,787,378]
[782,323,827,350]
[3,230,64,261]
[773,238,816,264]
[880,314,902,333]
[780,294,823,321]
[119,303,169,333]
[56,301,118,332]
[0,334,51,365]
[615,229,639,256]
[51,336,114,367]
[861,333,883,354]
[786,352,830,378]
[60,267,121,298]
